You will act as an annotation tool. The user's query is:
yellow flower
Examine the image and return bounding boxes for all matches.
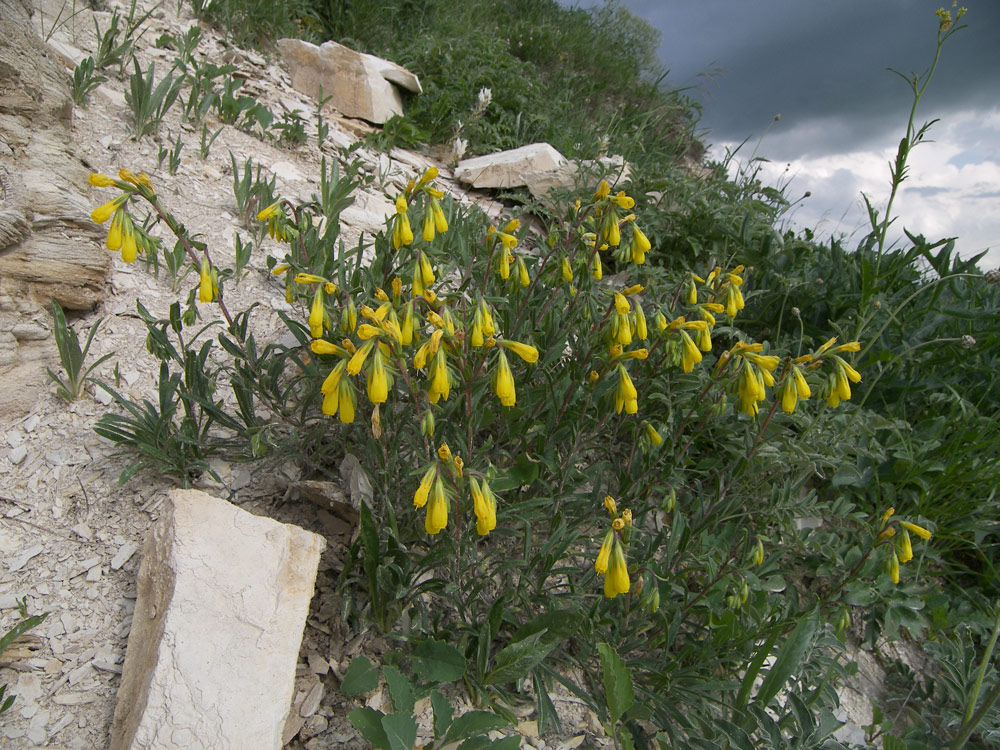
[621,509,632,527]
[257,201,281,221]
[604,495,618,516]
[898,529,913,563]
[611,191,634,209]
[498,246,512,280]
[347,339,376,375]
[400,301,415,346]
[606,218,621,247]
[654,311,667,331]
[199,257,214,303]
[427,349,451,403]
[615,365,638,415]
[603,540,630,598]
[431,197,448,234]
[356,323,381,340]
[105,210,123,250]
[320,361,347,415]
[89,172,117,187]
[753,539,764,566]
[900,521,932,540]
[494,349,516,406]
[413,464,437,508]
[120,220,138,263]
[889,549,900,585]
[517,257,530,287]
[309,287,325,339]
[644,423,663,446]
[614,293,630,315]
[417,166,438,187]
[471,477,497,536]
[725,283,745,317]
[392,195,414,249]
[422,209,436,242]
[635,305,647,341]
[501,340,539,363]
[367,348,389,404]
[630,223,651,264]
[594,180,611,200]
[561,257,573,283]
[679,330,702,374]
[311,339,346,357]
[336,375,355,423]
[91,197,124,224]
[425,477,448,534]
[595,529,614,574]
[781,376,798,414]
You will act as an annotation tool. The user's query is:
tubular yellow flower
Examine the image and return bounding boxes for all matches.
[630,223,651,264]
[413,464,437,508]
[427,349,450,404]
[309,287,325,338]
[607,218,621,247]
[422,209,436,242]
[592,251,602,281]
[898,529,914,563]
[105,210,123,250]
[781,376,799,414]
[367,348,389,404]
[470,317,484,348]
[889,549,900,585]
[635,305,647,341]
[621,509,632,527]
[392,196,414,249]
[561,257,573,283]
[89,172,117,187]
[257,201,281,221]
[425,477,448,534]
[604,540,631,598]
[501,340,539,363]
[793,365,811,399]
[614,293,630,315]
[589,370,599,384]
[696,326,712,353]
[615,365,638,415]
[498,246,511,280]
[437,443,453,462]
[753,539,765,566]
[687,276,699,305]
[595,529,614,574]
[431,197,448,234]
[320,361,347,415]
[336,375,355,424]
[294,273,326,285]
[91,197,124,224]
[120,221,138,263]
[644,423,663,446]
[604,495,618,516]
[900,521,932,540]
[493,349,516,406]
[356,323,381,340]
[679,330,702,373]
[594,181,611,200]
[479,300,496,337]
[199,257,214,303]
[725,283,745,317]
[655,311,667,331]
[517,256,530,287]
[419,252,435,286]
[472,477,497,536]
[417,166,438,187]
[504,218,520,234]
[347,339,376,375]
[312,340,346,357]
[611,191,634,209]
[401,301,415,346]
[392,276,402,301]
[342,338,357,355]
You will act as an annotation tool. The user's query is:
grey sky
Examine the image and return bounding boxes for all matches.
[569,0,1000,264]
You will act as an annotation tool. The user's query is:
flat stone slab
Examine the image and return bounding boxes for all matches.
[454,143,567,189]
[110,489,325,750]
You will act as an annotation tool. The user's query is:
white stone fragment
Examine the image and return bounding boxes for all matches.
[110,542,139,571]
[109,488,325,750]
[8,543,43,572]
[454,143,567,189]
[9,444,27,464]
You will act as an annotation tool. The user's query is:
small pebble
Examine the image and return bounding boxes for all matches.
[9,444,27,464]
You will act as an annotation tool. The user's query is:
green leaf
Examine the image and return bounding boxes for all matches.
[597,642,634,726]
[382,665,415,716]
[348,707,390,750]
[430,689,453,739]
[341,656,379,696]
[735,626,781,712]
[442,711,510,744]
[484,630,556,686]
[381,711,418,750]
[489,737,522,750]
[411,638,466,683]
[754,608,819,709]
[457,738,492,750]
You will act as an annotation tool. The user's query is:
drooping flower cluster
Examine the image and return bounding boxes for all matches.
[595,495,632,598]
[88,170,160,263]
[877,507,933,585]
[412,443,499,536]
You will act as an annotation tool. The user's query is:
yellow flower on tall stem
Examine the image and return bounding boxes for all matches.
[367,348,389,404]
[471,477,497,536]
[493,349,516,406]
[595,530,614,574]
[603,539,631,598]
[615,364,638,415]
[309,287,325,339]
[425,477,448,534]
[199,257,214,303]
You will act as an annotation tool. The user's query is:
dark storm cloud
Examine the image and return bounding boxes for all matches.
[572,1,1000,159]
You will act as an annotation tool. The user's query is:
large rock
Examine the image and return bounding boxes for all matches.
[0,0,110,419]
[109,489,325,750]
[277,38,421,125]
[454,143,567,190]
